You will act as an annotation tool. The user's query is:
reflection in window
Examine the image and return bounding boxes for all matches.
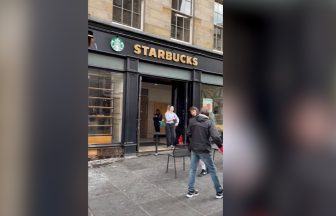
[213,0,223,51]
[112,0,142,29]
[201,84,223,131]
[88,69,124,145]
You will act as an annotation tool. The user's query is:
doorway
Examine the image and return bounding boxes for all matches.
[138,76,188,153]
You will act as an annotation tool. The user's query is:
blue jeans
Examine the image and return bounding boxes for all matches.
[188,151,222,193]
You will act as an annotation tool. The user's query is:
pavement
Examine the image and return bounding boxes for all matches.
[89,152,223,216]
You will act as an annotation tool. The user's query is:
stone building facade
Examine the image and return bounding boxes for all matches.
[88,0,223,52]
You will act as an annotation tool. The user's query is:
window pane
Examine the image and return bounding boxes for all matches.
[213,32,217,50]
[180,0,191,15]
[171,13,176,25]
[89,116,113,126]
[123,9,132,26]
[88,69,124,144]
[214,13,219,25]
[132,13,141,28]
[89,126,112,136]
[123,0,132,11]
[172,0,178,10]
[218,2,223,13]
[214,2,223,25]
[177,0,183,10]
[214,27,218,49]
[176,15,184,27]
[201,84,224,131]
[176,27,183,41]
[184,18,190,30]
[89,98,113,108]
[113,0,122,7]
[88,74,111,89]
[171,25,176,38]
[213,27,223,51]
[113,6,122,23]
[214,2,219,13]
[133,0,141,13]
[218,14,223,26]
[219,29,223,50]
[184,29,190,42]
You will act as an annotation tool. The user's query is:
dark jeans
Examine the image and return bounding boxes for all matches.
[154,123,160,132]
[165,123,176,146]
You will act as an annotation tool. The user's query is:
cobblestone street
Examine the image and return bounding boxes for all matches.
[89,153,223,216]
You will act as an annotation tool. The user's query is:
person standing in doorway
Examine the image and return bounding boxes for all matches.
[165,105,179,149]
[186,107,223,199]
[153,109,163,133]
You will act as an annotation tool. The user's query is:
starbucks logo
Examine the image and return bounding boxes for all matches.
[110,36,125,52]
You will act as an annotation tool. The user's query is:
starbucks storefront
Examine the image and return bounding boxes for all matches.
[88,20,223,159]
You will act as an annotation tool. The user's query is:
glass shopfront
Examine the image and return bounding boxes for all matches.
[201,84,223,132]
[88,68,124,145]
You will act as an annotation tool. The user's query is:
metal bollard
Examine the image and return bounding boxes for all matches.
[154,133,159,156]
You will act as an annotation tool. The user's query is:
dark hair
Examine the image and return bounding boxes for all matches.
[189,106,199,114]
[200,108,209,117]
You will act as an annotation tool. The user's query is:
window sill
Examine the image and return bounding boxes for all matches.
[170,38,192,45]
[212,49,223,54]
[171,8,193,18]
[111,21,143,32]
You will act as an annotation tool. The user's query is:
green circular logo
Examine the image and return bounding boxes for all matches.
[110,36,124,52]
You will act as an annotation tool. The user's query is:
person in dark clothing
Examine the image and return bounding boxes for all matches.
[153,109,162,133]
[186,107,223,199]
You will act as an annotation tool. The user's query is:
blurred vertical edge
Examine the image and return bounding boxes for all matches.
[0,0,88,216]
[223,0,336,215]
[29,0,88,216]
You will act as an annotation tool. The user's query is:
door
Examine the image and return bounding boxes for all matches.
[140,88,149,138]
[172,81,188,143]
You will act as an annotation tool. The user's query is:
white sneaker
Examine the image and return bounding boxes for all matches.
[186,190,199,198]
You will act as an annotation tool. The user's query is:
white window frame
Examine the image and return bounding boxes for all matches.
[112,0,144,31]
[213,1,223,52]
[213,25,223,52]
[170,0,193,44]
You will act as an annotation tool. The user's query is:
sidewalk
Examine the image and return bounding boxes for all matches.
[89,153,223,216]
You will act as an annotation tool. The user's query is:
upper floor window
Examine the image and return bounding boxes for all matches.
[113,0,142,29]
[213,0,223,51]
[172,0,192,15]
[171,0,193,42]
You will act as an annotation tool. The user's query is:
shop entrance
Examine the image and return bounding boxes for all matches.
[138,76,188,153]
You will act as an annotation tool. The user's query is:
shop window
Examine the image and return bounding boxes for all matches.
[171,0,192,42]
[88,69,124,145]
[201,84,224,132]
[213,0,223,51]
[113,0,142,29]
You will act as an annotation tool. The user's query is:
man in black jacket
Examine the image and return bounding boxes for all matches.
[186,107,223,199]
